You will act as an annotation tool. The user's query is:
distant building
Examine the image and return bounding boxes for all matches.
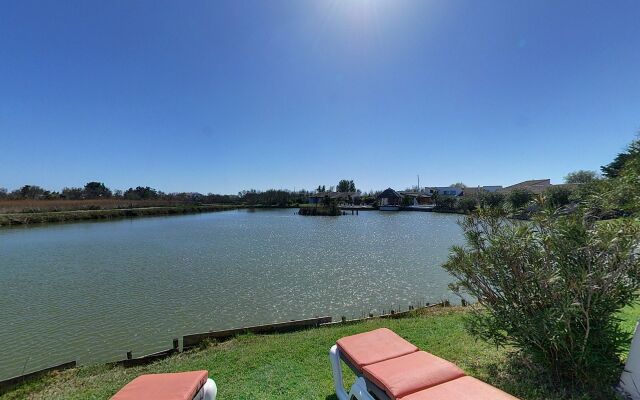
[499,179,552,195]
[377,188,403,207]
[462,186,503,197]
[427,187,464,197]
[398,191,434,205]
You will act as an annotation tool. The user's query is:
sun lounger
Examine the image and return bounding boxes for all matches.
[111,370,217,400]
[330,328,518,400]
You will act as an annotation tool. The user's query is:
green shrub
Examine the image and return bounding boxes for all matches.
[542,186,573,210]
[435,196,456,210]
[443,207,640,390]
[456,197,477,213]
[478,191,505,209]
[506,188,534,210]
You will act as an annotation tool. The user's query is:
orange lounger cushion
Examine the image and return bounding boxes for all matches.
[336,328,418,369]
[111,370,208,400]
[362,351,465,400]
[398,376,519,400]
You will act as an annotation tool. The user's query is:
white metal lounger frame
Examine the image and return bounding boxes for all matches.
[194,378,218,400]
[330,345,381,400]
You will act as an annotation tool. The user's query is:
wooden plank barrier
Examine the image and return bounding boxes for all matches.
[0,361,76,391]
[183,316,332,349]
[319,302,444,327]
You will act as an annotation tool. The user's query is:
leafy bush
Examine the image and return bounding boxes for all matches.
[478,191,505,209]
[455,197,477,213]
[581,157,640,218]
[443,207,640,389]
[435,196,456,210]
[506,188,534,210]
[542,186,573,210]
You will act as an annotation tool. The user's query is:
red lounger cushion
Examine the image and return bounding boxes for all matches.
[362,351,465,400]
[336,328,418,369]
[398,376,519,400]
[111,370,208,400]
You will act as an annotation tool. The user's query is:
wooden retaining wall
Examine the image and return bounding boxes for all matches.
[183,316,332,349]
[113,338,180,368]
[319,302,446,327]
[0,361,76,391]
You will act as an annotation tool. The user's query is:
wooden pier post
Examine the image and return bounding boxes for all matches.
[173,338,179,350]
[341,316,347,323]
[126,351,132,360]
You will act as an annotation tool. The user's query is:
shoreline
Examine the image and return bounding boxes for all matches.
[0,204,243,227]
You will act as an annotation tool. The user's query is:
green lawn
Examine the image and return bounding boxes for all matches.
[2,306,638,400]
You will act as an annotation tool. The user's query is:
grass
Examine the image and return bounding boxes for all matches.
[3,306,638,400]
[0,199,192,214]
[0,204,241,226]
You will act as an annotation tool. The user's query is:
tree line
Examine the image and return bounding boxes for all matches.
[0,182,239,203]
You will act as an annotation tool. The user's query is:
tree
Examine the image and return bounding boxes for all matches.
[601,137,640,178]
[543,186,573,209]
[61,187,84,200]
[435,196,456,210]
[83,182,112,199]
[506,189,534,210]
[450,182,467,189]
[478,191,505,209]
[0,187,7,199]
[444,208,640,390]
[124,186,159,200]
[564,170,600,184]
[337,179,355,192]
[456,197,477,213]
[12,185,49,199]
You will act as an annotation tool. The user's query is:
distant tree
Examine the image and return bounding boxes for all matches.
[11,185,49,199]
[316,185,323,192]
[113,189,123,198]
[601,137,640,178]
[83,182,112,199]
[478,191,505,209]
[564,170,600,184]
[124,186,159,200]
[456,197,478,213]
[431,191,439,205]
[0,187,7,199]
[61,187,84,200]
[337,180,356,192]
[436,196,456,210]
[543,186,573,209]
[506,189,534,210]
[450,182,467,189]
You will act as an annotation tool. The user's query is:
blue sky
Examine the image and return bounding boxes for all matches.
[1,0,639,194]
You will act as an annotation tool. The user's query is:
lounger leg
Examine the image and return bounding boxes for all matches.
[348,377,375,400]
[329,345,350,400]
[203,378,217,400]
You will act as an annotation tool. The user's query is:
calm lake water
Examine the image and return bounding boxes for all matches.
[0,209,463,379]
